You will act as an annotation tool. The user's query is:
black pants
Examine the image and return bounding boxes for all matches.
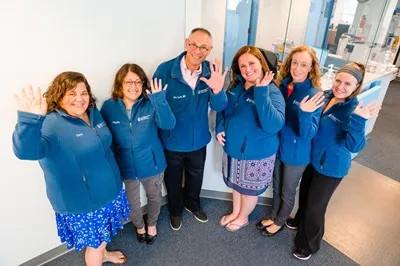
[294,165,342,253]
[164,147,207,216]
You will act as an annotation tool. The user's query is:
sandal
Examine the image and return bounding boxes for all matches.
[225,221,249,232]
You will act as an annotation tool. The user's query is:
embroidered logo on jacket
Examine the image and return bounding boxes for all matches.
[328,114,342,123]
[138,115,151,122]
[246,98,255,104]
[292,100,300,106]
[172,95,186,99]
[112,121,121,124]
[198,88,208,94]
[95,122,106,128]
[75,133,84,137]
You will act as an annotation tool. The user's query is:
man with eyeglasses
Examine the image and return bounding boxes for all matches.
[154,28,227,231]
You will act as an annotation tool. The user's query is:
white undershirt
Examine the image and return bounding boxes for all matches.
[180,56,202,90]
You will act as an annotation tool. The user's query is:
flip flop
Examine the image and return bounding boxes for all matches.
[219,215,235,227]
[225,221,249,232]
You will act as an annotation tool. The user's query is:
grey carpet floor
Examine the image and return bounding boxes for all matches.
[355,79,400,182]
[45,198,356,266]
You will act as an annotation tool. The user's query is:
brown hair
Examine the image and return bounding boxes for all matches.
[44,71,95,113]
[276,45,321,89]
[229,45,271,89]
[340,62,366,99]
[111,63,150,100]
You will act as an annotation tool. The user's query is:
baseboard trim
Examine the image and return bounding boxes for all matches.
[22,190,271,265]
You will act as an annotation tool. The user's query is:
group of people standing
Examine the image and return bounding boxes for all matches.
[13,27,379,265]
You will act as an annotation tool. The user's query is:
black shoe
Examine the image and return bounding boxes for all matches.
[293,248,312,261]
[170,216,182,231]
[285,218,298,230]
[260,224,284,237]
[136,231,146,243]
[184,207,208,223]
[146,234,157,245]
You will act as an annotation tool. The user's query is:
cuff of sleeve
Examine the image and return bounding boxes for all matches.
[18,111,45,124]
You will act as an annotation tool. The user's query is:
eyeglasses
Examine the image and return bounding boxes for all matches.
[291,61,311,69]
[187,40,212,53]
[123,80,143,87]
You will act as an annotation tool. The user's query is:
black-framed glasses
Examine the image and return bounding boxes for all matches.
[187,41,212,53]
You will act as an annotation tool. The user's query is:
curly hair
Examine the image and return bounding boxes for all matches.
[229,45,271,90]
[276,45,321,89]
[111,64,150,100]
[44,71,95,113]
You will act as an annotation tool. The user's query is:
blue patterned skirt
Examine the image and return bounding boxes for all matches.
[55,189,131,251]
[222,152,275,196]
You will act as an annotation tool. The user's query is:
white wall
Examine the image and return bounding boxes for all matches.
[0,0,185,265]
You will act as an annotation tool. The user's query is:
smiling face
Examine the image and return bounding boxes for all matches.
[59,82,89,118]
[238,52,263,85]
[332,72,359,100]
[122,71,143,106]
[290,51,312,83]
[184,31,213,71]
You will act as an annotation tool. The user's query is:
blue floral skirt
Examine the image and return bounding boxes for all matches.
[222,152,275,196]
[55,189,131,251]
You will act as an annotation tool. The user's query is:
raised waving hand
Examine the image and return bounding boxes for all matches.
[200,58,228,94]
[15,85,47,115]
[299,92,325,113]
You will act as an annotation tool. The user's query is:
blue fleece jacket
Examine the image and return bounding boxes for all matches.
[12,108,122,214]
[100,91,175,179]
[153,52,227,152]
[311,94,366,178]
[216,82,285,160]
[278,78,322,166]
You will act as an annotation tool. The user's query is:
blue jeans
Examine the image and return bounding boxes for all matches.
[269,159,306,226]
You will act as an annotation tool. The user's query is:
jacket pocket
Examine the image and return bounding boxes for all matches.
[134,147,158,177]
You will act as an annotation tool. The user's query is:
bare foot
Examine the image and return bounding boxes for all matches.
[219,213,238,226]
[261,219,274,227]
[103,250,127,264]
[137,227,146,234]
[266,223,282,233]
[147,225,157,236]
[225,218,249,232]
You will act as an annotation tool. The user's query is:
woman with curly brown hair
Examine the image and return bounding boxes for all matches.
[13,71,130,265]
[257,45,325,237]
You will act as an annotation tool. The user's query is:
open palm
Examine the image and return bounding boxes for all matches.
[15,86,47,115]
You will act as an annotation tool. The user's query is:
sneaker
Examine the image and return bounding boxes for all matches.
[293,248,312,261]
[285,217,298,230]
[184,207,208,223]
[170,216,182,231]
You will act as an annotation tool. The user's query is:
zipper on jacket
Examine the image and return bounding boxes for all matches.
[152,150,158,169]
[240,137,247,154]
[320,151,326,168]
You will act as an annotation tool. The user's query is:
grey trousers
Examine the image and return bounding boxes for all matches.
[124,173,163,229]
[270,159,306,226]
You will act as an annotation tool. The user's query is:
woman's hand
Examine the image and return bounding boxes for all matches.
[299,92,325,112]
[354,102,381,119]
[14,85,47,115]
[147,78,168,94]
[200,58,228,94]
[256,71,274,87]
[216,132,226,146]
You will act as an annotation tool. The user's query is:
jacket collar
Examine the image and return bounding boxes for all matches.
[55,106,95,126]
[171,51,211,81]
[281,77,312,90]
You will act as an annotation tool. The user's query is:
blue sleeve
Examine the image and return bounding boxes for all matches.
[148,90,176,130]
[344,114,366,153]
[209,89,228,112]
[215,111,225,136]
[253,84,285,134]
[298,107,322,139]
[12,111,48,160]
